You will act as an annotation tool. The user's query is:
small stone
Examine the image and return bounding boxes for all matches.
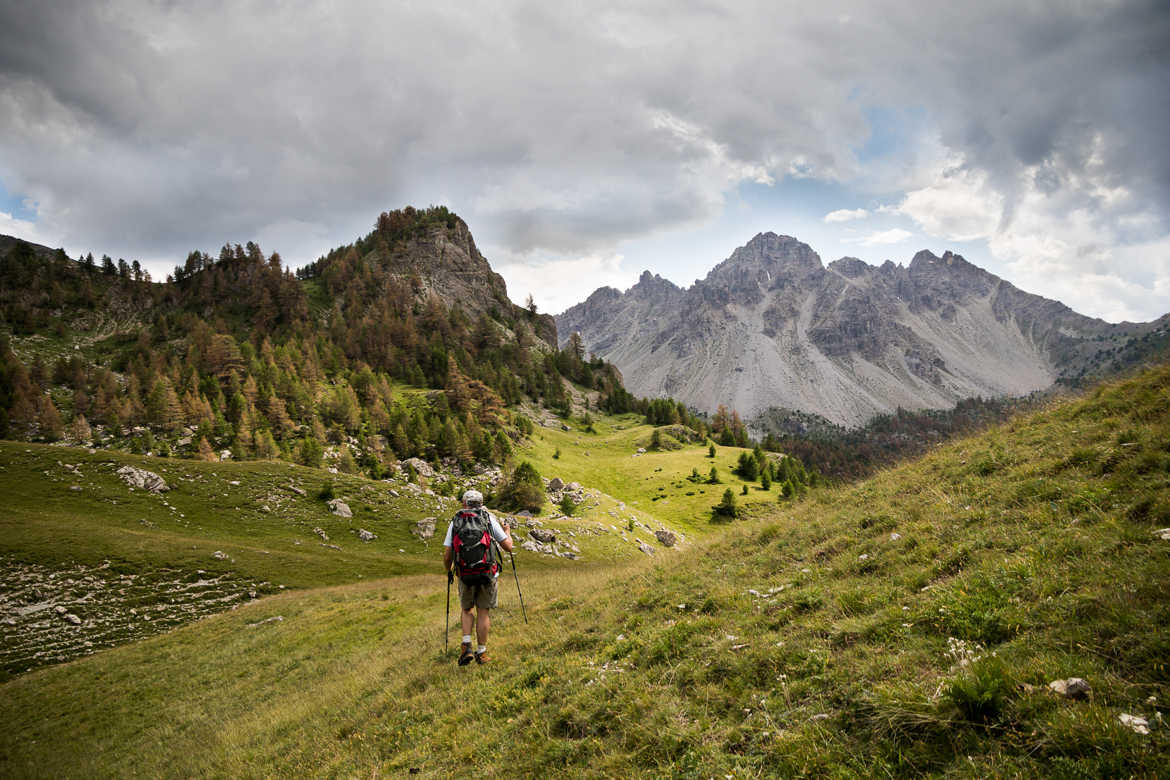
[212,550,228,560]
[810,713,831,722]
[654,529,677,547]
[890,532,901,541]
[70,485,82,491]
[55,605,66,615]
[1048,678,1091,699]
[313,527,329,541]
[1153,528,1170,541]
[637,541,654,555]
[65,613,82,625]
[288,484,306,496]
[1119,713,1150,735]
[357,529,376,542]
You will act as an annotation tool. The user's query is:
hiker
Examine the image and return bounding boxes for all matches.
[443,489,513,665]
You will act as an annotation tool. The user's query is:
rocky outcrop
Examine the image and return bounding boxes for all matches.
[378,216,557,348]
[557,232,1166,427]
[116,466,169,493]
[327,499,352,518]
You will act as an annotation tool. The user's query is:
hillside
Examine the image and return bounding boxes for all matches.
[557,233,1170,427]
[0,207,635,477]
[2,363,1167,776]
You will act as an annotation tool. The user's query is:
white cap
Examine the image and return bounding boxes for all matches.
[462,489,483,507]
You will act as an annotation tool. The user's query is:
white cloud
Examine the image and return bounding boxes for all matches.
[896,163,1002,242]
[824,208,869,223]
[0,210,62,250]
[493,251,638,316]
[855,228,912,245]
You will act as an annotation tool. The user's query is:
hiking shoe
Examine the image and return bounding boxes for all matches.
[458,643,473,666]
[474,651,489,665]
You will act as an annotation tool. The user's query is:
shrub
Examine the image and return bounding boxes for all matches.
[944,656,1013,722]
[317,480,335,501]
[713,488,738,521]
[498,461,543,513]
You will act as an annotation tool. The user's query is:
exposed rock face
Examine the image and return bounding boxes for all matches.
[379,216,557,348]
[116,466,169,493]
[557,233,1168,427]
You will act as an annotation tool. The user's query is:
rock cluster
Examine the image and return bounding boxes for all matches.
[116,465,169,493]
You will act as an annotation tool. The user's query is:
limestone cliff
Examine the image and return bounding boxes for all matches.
[557,233,1167,427]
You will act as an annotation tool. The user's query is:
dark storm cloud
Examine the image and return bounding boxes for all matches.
[0,0,1167,282]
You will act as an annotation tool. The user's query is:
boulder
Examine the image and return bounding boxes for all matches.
[547,477,565,492]
[1048,678,1091,699]
[327,499,352,518]
[412,517,437,539]
[529,528,556,544]
[357,529,377,542]
[402,458,434,478]
[116,465,169,494]
[654,530,678,548]
[521,539,555,555]
[568,482,582,491]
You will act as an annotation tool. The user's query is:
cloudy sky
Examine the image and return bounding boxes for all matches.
[1,1,1167,321]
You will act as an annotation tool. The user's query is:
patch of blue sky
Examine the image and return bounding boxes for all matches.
[0,181,38,221]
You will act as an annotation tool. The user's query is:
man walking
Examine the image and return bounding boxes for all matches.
[443,489,513,665]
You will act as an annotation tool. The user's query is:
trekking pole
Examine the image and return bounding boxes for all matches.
[508,549,528,624]
[444,570,451,654]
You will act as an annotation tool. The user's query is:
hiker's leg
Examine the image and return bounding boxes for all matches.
[476,607,490,647]
[461,607,474,637]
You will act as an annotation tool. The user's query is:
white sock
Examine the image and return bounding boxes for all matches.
[462,635,472,645]
[477,645,487,654]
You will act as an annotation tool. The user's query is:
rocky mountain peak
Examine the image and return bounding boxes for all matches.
[828,257,871,278]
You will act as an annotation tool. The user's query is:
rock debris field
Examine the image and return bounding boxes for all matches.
[0,556,268,679]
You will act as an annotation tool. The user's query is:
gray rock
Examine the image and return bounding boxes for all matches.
[1153,528,1170,541]
[412,517,437,539]
[654,530,678,547]
[212,550,228,560]
[357,529,377,542]
[64,613,82,625]
[116,465,169,493]
[520,539,555,556]
[327,499,352,518]
[313,527,329,541]
[637,541,655,555]
[568,482,581,491]
[1048,678,1091,699]
[529,528,556,544]
[402,458,434,478]
[547,477,565,492]
[288,484,306,496]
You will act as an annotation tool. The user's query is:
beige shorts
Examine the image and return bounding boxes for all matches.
[458,577,498,611]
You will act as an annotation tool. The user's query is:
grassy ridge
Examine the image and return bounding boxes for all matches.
[2,366,1169,776]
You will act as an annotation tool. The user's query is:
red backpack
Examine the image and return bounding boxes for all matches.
[452,508,498,586]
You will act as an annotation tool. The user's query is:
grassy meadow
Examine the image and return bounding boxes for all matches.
[2,365,1169,777]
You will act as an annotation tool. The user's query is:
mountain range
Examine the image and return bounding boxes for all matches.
[556,233,1169,427]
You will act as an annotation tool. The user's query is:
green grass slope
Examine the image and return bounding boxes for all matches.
[2,366,1169,777]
